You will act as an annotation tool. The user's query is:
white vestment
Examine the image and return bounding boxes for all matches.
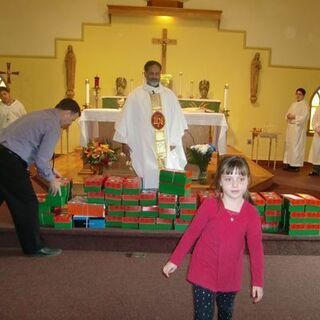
[0,99,27,132]
[308,106,320,165]
[283,99,309,167]
[113,84,188,188]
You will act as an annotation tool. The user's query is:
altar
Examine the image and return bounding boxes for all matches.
[79,109,228,154]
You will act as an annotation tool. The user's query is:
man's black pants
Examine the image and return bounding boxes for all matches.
[0,146,43,254]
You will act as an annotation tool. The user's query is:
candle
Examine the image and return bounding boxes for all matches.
[94,75,100,88]
[85,79,90,105]
[178,72,183,97]
[190,80,194,99]
[224,84,229,110]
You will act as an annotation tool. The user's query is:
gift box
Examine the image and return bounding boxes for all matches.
[105,216,122,228]
[39,212,54,227]
[104,176,124,195]
[122,177,142,195]
[159,169,192,185]
[158,193,178,209]
[67,196,88,215]
[288,223,320,236]
[259,192,282,210]
[250,192,266,216]
[140,189,158,206]
[159,182,191,197]
[105,193,122,206]
[108,205,125,217]
[87,191,105,204]
[265,210,282,222]
[124,205,141,217]
[179,209,196,221]
[197,190,216,204]
[88,217,106,229]
[296,193,320,212]
[54,214,73,229]
[156,218,173,230]
[73,216,90,228]
[37,193,50,215]
[122,194,140,206]
[174,218,191,231]
[140,206,159,218]
[289,212,320,224]
[178,194,197,210]
[139,217,156,230]
[122,217,139,229]
[261,221,280,233]
[159,208,177,220]
[47,177,71,207]
[83,175,106,192]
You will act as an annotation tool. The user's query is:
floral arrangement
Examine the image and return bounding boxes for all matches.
[82,141,118,166]
[187,144,216,172]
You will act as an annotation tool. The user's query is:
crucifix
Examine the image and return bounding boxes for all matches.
[0,62,19,84]
[152,29,177,74]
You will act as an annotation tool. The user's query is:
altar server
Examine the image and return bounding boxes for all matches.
[283,88,309,172]
[0,86,27,133]
[308,105,320,176]
[113,60,188,189]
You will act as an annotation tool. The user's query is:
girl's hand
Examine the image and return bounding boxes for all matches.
[251,286,263,303]
[162,261,178,278]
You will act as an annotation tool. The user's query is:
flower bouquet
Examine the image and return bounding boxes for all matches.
[82,141,118,174]
[187,144,216,184]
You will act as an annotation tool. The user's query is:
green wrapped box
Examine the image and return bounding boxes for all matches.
[156,218,173,230]
[159,208,177,220]
[39,212,54,227]
[122,217,139,229]
[159,183,191,197]
[105,216,122,228]
[125,205,141,218]
[140,189,158,206]
[139,218,156,230]
[140,206,159,218]
[174,218,191,231]
[159,169,192,185]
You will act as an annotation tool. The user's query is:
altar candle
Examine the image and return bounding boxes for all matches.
[94,75,100,88]
[224,84,229,110]
[190,80,194,98]
[85,79,90,105]
[178,72,183,97]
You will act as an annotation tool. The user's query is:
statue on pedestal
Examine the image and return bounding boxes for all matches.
[199,79,210,99]
[116,77,127,96]
[250,52,261,104]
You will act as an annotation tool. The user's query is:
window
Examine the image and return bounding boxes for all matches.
[308,88,320,134]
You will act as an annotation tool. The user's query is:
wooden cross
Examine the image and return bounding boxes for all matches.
[152,29,177,74]
[0,62,19,84]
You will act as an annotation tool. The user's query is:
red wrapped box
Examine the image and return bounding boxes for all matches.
[123,177,142,194]
[104,176,124,194]
[141,206,159,218]
[122,194,140,205]
[159,207,177,219]
[84,175,106,192]
[197,190,216,204]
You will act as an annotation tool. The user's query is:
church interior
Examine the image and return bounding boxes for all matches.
[0,1,320,319]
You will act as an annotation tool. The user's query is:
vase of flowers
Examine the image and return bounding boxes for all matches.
[187,144,216,185]
[82,141,118,174]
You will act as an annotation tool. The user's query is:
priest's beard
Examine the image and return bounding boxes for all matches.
[147,79,160,87]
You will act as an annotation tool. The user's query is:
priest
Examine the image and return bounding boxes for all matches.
[113,60,188,188]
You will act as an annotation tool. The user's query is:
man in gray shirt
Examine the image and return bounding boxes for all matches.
[0,98,81,256]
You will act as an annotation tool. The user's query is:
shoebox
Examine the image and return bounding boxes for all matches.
[108,205,125,217]
[159,169,192,185]
[179,209,197,221]
[83,175,106,192]
[250,192,266,216]
[265,210,282,222]
[289,212,320,224]
[259,192,282,210]
[174,218,191,231]
[122,177,142,195]
[156,218,173,230]
[105,215,122,228]
[288,223,320,236]
[85,203,105,218]
[158,193,177,209]
[39,212,54,227]
[159,208,177,220]
[178,193,197,210]
[73,216,90,228]
[140,189,158,206]
[37,193,50,215]
[54,214,73,229]
[140,206,159,218]
[261,221,280,233]
[67,196,88,215]
[47,178,71,207]
[105,193,122,206]
[88,217,106,229]
[104,176,124,195]
[122,194,140,206]
[124,205,141,217]
[139,217,156,230]
[158,181,191,197]
[197,190,217,204]
[296,193,320,212]
[122,217,139,229]
[87,191,105,204]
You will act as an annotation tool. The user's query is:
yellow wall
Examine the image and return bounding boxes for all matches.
[1,15,319,158]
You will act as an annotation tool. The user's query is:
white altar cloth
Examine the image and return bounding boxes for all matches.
[79,109,228,154]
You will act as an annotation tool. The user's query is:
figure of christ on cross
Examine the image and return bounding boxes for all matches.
[152,29,177,74]
[0,62,19,84]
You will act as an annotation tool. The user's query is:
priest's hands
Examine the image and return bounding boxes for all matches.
[162,261,178,278]
[251,286,263,303]
[49,178,61,196]
[170,146,176,151]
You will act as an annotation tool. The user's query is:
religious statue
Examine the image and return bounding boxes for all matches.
[250,52,261,104]
[64,45,76,99]
[116,77,127,96]
[199,80,210,99]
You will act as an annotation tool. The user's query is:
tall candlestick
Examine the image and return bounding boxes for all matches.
[85,79,90,106]
[178,72,183,98]
[190,80,194,99]
[94,75,100,88]
[224,84,229,110]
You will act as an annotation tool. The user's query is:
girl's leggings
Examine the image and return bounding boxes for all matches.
[193,284,237,320]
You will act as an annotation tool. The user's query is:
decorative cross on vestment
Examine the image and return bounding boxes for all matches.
[0,62,19,84]
[152,29,177,74]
